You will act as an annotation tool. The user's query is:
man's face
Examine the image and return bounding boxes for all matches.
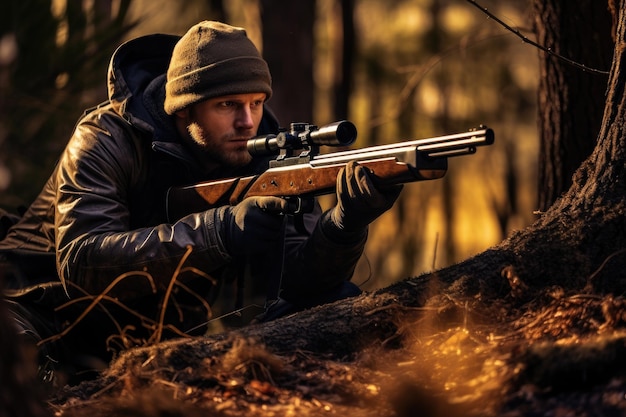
[175,93,266,169]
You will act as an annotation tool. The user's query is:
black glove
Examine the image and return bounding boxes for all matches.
[218,196,288,257]
[329,160,403,233]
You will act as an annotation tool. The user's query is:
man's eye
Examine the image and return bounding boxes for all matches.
[251,100,264,109]
[218,101,235,108]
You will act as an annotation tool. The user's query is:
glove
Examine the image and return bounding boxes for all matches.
[217,196,288,257]
[329,160,403,233]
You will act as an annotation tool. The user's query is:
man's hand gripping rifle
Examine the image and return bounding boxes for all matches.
[166,121,495,221]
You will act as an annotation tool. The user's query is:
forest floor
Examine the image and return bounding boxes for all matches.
[46,285,626,417]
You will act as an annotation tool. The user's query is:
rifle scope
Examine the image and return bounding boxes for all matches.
[247,120,357,156]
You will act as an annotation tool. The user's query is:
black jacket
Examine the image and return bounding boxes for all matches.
[0,34,365,331]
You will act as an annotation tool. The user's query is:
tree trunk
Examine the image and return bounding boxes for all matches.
[533,0,614,211]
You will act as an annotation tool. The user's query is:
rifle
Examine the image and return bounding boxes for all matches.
[166,121,494,221]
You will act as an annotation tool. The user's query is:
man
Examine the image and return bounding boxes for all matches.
[0,21,401,382]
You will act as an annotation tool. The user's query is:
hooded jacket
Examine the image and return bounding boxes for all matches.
[0,34,366,331]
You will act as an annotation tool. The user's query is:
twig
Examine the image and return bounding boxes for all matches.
[586,248,626,285]
[150,245,194,344]
[38,271,155,346]
[465,0,609,75]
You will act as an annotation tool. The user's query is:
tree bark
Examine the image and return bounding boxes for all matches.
[533,0,614,211]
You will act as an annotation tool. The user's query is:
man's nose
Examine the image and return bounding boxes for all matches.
[235,106,254,129]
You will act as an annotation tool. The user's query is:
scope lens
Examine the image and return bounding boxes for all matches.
[310,121,357,146]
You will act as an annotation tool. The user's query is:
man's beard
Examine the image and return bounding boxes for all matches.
[186,122,253,168]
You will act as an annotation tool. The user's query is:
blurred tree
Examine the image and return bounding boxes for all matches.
[424,0,458,264]
[332,0,356,120]
[0,0,137,209]
[532,0,613,211]
[206,0,226,21]
[260,0,315,124]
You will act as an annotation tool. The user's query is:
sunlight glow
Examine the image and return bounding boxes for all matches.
[418,81,443,117]
[52,0,68,47]
[441,5,474,34]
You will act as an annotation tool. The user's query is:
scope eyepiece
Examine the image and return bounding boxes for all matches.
[247,134,279,156]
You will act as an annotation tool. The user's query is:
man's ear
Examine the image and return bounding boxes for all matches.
[173,107,191,138]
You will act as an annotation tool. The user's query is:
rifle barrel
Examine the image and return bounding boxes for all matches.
[312,127,493,163]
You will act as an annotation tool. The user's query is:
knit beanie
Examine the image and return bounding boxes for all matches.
[164,21,272,115]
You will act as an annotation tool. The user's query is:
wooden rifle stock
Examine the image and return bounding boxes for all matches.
[166,126,494,221]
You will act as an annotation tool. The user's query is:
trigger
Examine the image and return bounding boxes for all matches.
[284,197,315,215]
[284,197,315,235]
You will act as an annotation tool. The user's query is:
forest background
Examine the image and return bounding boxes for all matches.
[0,0,538,289]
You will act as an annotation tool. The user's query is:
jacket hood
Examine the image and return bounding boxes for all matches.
[107,33,180,133]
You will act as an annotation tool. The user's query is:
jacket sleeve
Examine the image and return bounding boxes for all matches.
[55,115,231,300]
